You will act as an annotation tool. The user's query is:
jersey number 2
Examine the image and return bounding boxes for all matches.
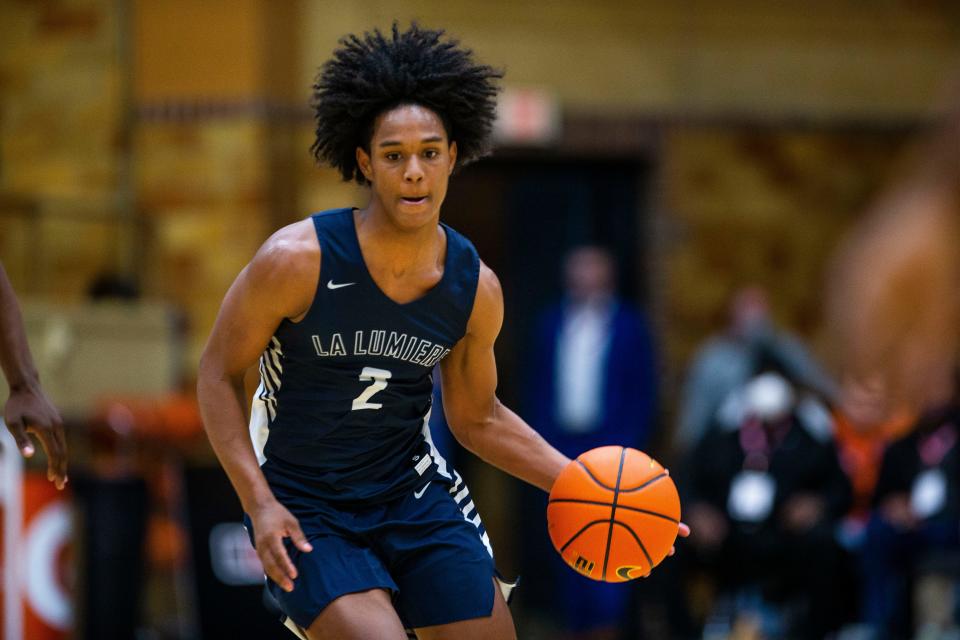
[351,367,392,410]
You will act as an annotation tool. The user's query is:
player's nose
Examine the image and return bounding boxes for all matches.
[403,156,424,183]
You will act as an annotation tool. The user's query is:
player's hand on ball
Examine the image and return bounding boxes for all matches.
[647,469,690,575]
[665,469,689,559]
[668,522,691,557]
[548,447,682,582]
[250,498,313,592]
[640,522,691,578]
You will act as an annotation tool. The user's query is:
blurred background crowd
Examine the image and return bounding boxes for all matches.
[1,1,959,639]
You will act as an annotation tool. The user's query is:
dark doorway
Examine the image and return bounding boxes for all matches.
[441,156,652,408]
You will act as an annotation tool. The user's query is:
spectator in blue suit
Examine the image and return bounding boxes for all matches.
[522,245,658,639]
[529,246,658,459]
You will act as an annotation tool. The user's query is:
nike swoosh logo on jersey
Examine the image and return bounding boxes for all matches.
[327,280,356,290]
[414,482,431,499]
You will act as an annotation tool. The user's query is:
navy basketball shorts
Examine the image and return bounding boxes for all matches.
[244,471,496,631]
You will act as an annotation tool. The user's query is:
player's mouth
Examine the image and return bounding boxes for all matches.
[399,195,429,206]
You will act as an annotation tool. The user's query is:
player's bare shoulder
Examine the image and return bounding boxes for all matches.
[246,218,321,321]
[466,261,505,343]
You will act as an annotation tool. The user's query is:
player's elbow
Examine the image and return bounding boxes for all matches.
[446,403,499,454]
[196,350,221,386]
[196,350,236,396]
[448,419,484,454]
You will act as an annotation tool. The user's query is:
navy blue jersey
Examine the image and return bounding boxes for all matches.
[248,208,480,504]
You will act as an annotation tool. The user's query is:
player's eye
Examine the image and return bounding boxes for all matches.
[423,149,439,159]
[385,152,401,161]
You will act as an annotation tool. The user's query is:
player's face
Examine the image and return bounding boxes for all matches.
[356,104,458,230]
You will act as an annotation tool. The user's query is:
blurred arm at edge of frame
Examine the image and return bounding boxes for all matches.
[0,261,68,489]
[824,102,960,412]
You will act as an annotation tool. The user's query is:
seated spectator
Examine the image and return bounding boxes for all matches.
[834,374,915,539]
[675,286,837,457]
[861,367,960,638]
[686,357,853,639]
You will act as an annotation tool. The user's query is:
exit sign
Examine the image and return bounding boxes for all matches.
[493,86,561,146]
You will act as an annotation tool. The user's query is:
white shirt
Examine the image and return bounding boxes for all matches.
[555,301,614,433]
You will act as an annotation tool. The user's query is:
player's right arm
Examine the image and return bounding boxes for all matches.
[197,221,317,593]
[0,261,67,488]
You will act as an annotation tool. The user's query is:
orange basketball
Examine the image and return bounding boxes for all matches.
[547,446,681,582]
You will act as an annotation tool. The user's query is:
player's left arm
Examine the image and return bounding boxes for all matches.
[440,262,570,493]
[441,263,691,548]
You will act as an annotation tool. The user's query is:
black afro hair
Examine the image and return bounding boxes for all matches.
[310,23,503,184]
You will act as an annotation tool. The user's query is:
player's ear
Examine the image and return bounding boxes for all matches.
[356,146,374,183]
[447,141,458,175]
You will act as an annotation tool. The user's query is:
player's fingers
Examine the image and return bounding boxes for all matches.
[32,428,63,485]
[258,553,285,591]
[263,542,295,592]
[663,522,690,559]
[5,420,34,457]
[270,536,299,584]
[286,520,313,553]
[51,421,68,489]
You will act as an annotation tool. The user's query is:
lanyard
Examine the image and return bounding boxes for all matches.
[738,416,791,472]
[918,422,957,468]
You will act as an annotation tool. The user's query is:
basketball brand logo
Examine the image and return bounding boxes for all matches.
[616,566,644,580]
[573,555,595,576]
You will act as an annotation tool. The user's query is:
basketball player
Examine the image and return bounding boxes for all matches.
[199,24,688,639]
[0,260,67,489]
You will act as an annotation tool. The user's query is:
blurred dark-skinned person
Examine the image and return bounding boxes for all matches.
[826,100,960,416]
[0,260,67,488]
[675,285,837,457]
[685,354,852,639]
[860,365,960,638]
[522,245,657,639]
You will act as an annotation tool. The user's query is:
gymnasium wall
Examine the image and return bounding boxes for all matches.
[1,0,958,374]
[300,0,959,120]
[658,127,910,373]
[0,0,125,296]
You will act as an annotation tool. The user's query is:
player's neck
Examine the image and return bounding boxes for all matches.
[355,205,443,273]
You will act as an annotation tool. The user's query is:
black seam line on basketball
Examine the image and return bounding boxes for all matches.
[576,460,616,491]
[559,520,609,553]
[613,521,654,569]
[601,448,627,581]
[548,499,680,524]
[618,472,669,493]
